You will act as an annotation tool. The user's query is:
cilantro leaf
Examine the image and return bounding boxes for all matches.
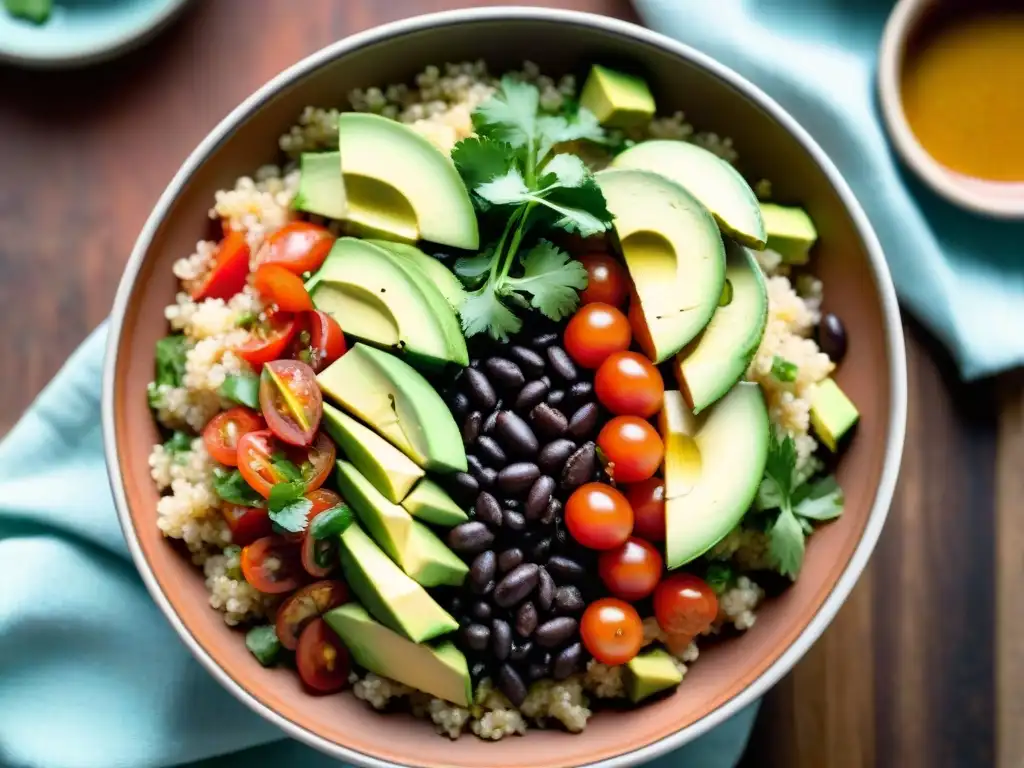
[472,77,540,149]
[505,240,588,321]
[534,179,614,237]
[267,480,311,533]
[154,334,189,389]
[451,137,517,192]
[768,506,805,579]
[540,153,589,188]
[212,468,263,507]
[763,425,797,502]
[475,167,531,207]
[163,431,193,455]
[219,372,260,409]
[537,108,606,160]
[454,248,498,289]
[269,454,304,483]
[793,475,844,521]
[704,563,735,595]
[771,356,798,383]
[460,281,524,341]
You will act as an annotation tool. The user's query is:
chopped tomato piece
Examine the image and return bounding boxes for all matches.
[221,503,272,547]
[192,231,250,301]
[256,221,336,275]
[296,618,350,693]
[259,360,322,446]
[234,312,297,367]
[235,429,335,498]
[275,580,348,650]
[202,407,264,466]
[291,310,346,373]
[240,535,304,594]
[253,263,314,313]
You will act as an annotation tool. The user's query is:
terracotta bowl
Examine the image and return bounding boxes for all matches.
[102,8,907,768]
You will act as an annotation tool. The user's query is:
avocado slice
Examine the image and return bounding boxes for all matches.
[324,603,471,707]
[579,64,656,129]
[760,203,818,265]
[292,152,347,220]
[674,241,768,414]
[613,141,767,249]
[810,378,859,451]
[366,240,467,311]
[402,478,469,527]
[336,460,468,588]
[337,113,478,250]
[306,238,467,369]
[596,169,726,364]
[660,386,769,568]
[321,402,423,503]
[318,343,467,474]
[623,649,683,703]
[337,523,458,642]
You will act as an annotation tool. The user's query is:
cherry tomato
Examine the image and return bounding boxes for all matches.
[598,537,664,601]
[624,478,666,542]
[598,416,664,483]
[259,359,323,446]
[235,312,298,367]
[236,430,336,498]
[221,503,272,546]
[296,618,350,693]
[628,295,657,361]
[291,310,346,373]
[580,597,644,666]
[578,252,630,308]
[192,231,250,301]
[594,351,664,418]
[202,407,264,466]
[240,535,304,594]
[285,488,343,545]
[565,482,634,550]
[653,573,719,640]
[275,580,348,650]
[563,303,632,369]
[256,221,335,276]
[299,432,336,493]
[253,263,314,313]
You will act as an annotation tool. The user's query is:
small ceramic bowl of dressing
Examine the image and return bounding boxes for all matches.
[878,0,1024,218]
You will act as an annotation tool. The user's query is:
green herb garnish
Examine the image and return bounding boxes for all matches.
[153,334,189,389]
[219,372,261,409]
[704,563,735,595]
[309,504,355,540]
[245,625,282,667]
[770,356,798,383]
[267,480,311,533]
[162,431,193,456]
[212,468,264,507]
[235,312,258,330]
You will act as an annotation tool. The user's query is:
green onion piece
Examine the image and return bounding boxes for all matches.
[771,355,798,383]
[310,504,355,540]
[245,625,282,667]
[219,373,260,409]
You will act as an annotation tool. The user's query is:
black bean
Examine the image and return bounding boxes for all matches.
[566,381,594,409]
[448,522,495,554]
[474,492,503,526]
[527,661,550,681]
[541,497,562,525]
[546,346,578,382]
[509,346,546,378]
[482,408,500,435]
[498,548,524,574]
[501,498,522,511]
[514,380,549,412]
[546,555,586,583]
[462,411,482,447]
[817,312,848,363]
[471,579,495,596]
[537,567,555,611]
[535,617,578,648]
[525,475,556,520]
[497,462,540,495]
[464,367,497,411]
[494,411,539,457]
[531,402,568,439]
[449,471,479,503]
[466,454,485,477]
[472,600,493,621]
[448,391,470,420]
[475,436,507,468]
[470,550,497,587]
[530,332,559,350]
[463,623,491,652]
[553,643,583,680]
[553,585,585,614]
[529,536,552,564]
[499,664,528,707]
[538,439,576,476]
[448,595,464,616]
[546,389,566,408]
[475,466,497,490]
[494,563,540,607]
[561,442,596,490]
[503,509,526,531]
[491,618,513,661]
[540,375,552,388]
[485,357,525,390]
[567,403,599,440]
[510,640,533,662]
[516,601,539,637]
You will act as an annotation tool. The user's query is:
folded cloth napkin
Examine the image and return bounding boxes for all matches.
[635,0,1024,380]
[0,323,758,767]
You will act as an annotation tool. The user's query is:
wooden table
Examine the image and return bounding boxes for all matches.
[0,1,1014,766]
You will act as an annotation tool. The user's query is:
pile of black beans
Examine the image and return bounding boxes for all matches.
[438,323,607,707]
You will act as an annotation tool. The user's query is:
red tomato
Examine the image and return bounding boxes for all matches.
[221,503,272,547]
[296,618,350,693]
[299,433,336,493]
[202,407,264,466]
[235,312,298,367]
[628,295,657,361]
[563,303,632,369]
[597,416,664,483]
[253,263,314,313]
[240,535,304,594]
[275,580,348,650]
[292,310,347,373]
[565,482,634,550]
[192,231,250,301]
[594,351,664,418]
[283,488,343,545]
[236,430,335,498]
[580,597,644,666]
[653,573,719,641]
[256,221,335,275]
[578,252,630,308]
[259,360,323,446]
[598,537,664,601]
[625,478,666,542]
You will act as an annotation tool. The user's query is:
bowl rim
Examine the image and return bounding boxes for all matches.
[101,7,907,767]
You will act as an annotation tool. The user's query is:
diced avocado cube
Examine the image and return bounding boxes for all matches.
[624,649,683,703]
[293,152,347,220]
[760,203,818,265]
[245,625,282,667]
[580,64,656,129]
[810,378,859,451]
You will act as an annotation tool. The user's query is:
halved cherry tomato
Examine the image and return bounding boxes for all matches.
[302,530,337,577]
[291,310,346,373]
[240,535,304,594]
[594,351,664,418]
[221,503,272,546]
[580,597,644,666]
[256,221,335,276]
[236,429,335,498]
[259,360,323,446]
[202,407,264,466]
[624,478,666,542]
[597,416,664,483]
[564,482,634,550]
[598,537,664,601]
[283,488,343,545]
[563,303,632,369]
[653,573,718,642]
[628,294,657,361]
[275,580,348,649]
[578,252,630,308]
[299,433,336,493]
[192,231,250,301]
[234,312,297,367]
[296,618,350,693]
[253,263,314,313]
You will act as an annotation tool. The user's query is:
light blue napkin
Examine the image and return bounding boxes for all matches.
[0,322,757,767]
[635,0,1024,380]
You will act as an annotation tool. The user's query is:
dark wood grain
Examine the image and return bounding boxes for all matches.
[0,1,1008,766]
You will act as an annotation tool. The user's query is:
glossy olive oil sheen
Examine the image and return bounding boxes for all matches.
[900,7,1024,182]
